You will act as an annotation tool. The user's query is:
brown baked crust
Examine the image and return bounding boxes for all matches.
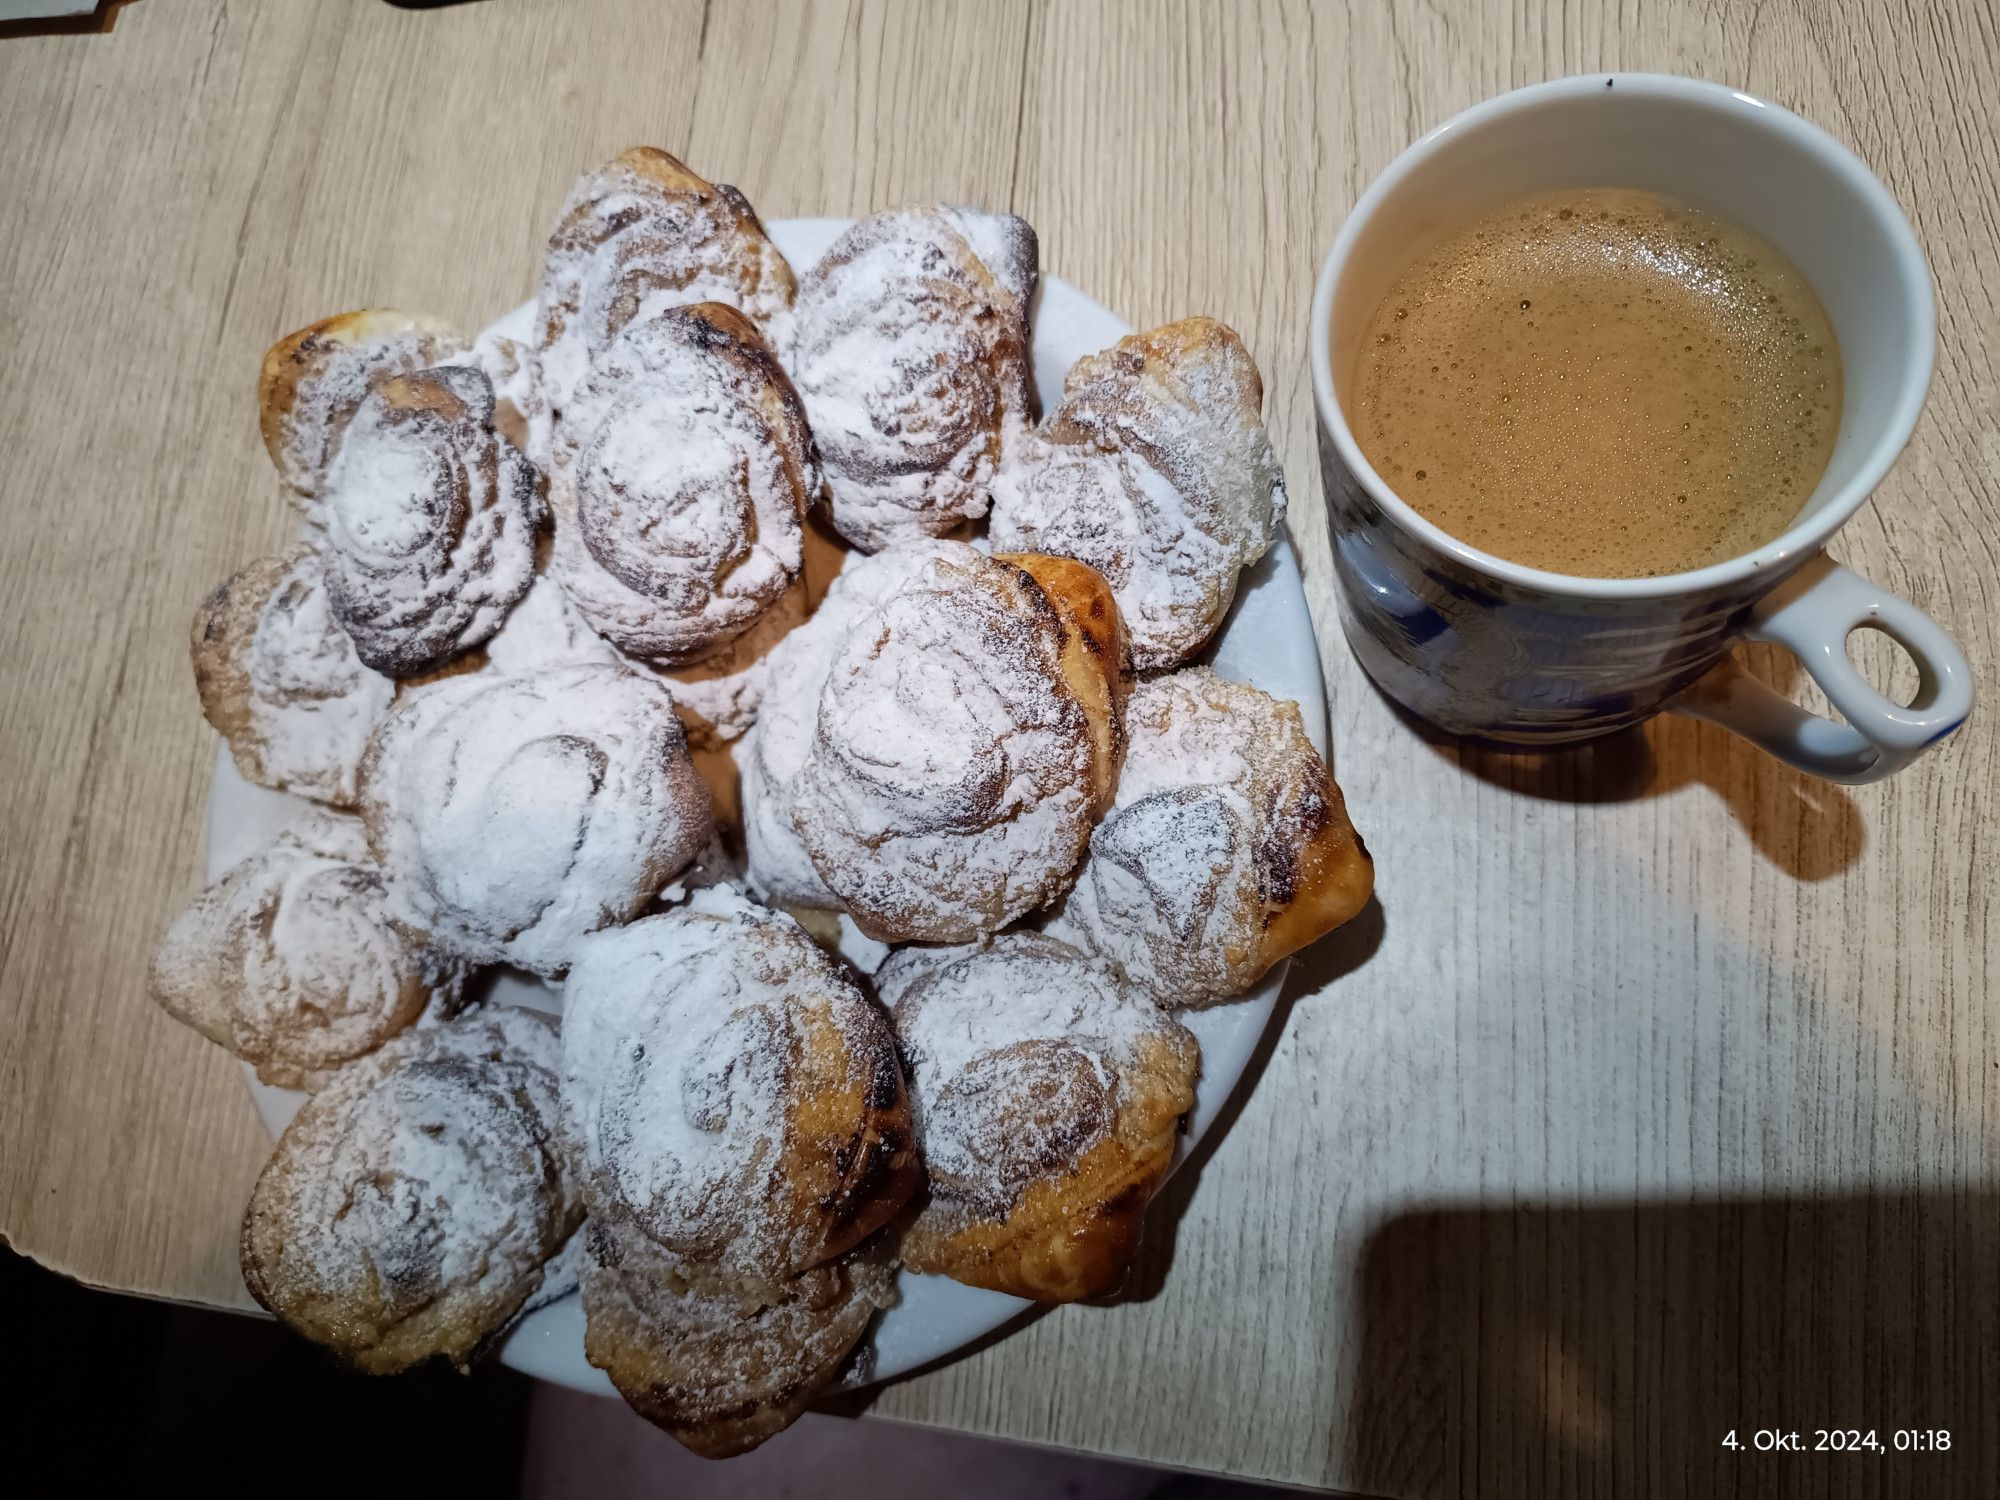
[581,1207,893,1458]
[240,1009,581,1374]
[793,548,1127,943]
[257,308,465,500]
[899,1028,1193,1301]
[998,550,1130,816]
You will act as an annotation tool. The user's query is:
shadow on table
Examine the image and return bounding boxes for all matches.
[1339,1187,1999,1500]
[0,0,136,39]
[1117,895,1388,1305]
[1387,643,1867,882]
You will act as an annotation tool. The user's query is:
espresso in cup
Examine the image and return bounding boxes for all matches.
[1349,188,1842,578]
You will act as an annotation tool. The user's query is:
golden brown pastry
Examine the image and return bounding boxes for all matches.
[878,932,1198,1301]
[560,889,917,1303]
[258,309,469,515]
[537,146,795,418]
[241,1007,582,1373]
[790,206,1036,551]
[580,1203,894,1458]
[562,889,916,1453]
[150,809,460,1089]
[790,546,1127,942]
[191,544,393,807]
[319,365,544,675]
[548,302,814,664]
[989,317,1287,669]
[738,540,963,909]
[1047,667,1373,1006]
[358,663,713,977]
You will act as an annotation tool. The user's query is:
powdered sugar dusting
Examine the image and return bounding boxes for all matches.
[739,541,961,907]
[537,148,795,420]
[560,889,896,1297]
[878,932,1193,1212]
[150,808,456,1090]
[320,364,544,675]
[1045,666,1327,1005]
[989,317,1285,669]
[241,1008,581,1373]
[791,207,1036,551]
[548,307,811,664]
[790,549,1096,941]
[360,662,713,977]
[193,546,393,807]
[482,573,625,676]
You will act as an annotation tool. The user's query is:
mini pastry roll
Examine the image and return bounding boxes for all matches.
[1046,667,1373,1006]
[150,808,460,1089]
[240,1008,582,1373]
[791,206,1036,551]
[358,663,713,976]
[548,303,814,665]
[190,544,393,807]
[879,931,1199,1302]
[791,546,1126,942]
[990,317,1287,670]
[320,364,544,676]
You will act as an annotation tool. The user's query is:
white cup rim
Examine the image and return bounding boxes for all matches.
[1308,72,1937,602]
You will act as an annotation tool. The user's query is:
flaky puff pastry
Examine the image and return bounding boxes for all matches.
[259,309,470,515]
[879,932,1198,1302]
[150,809,461,1090]
[191,544,393,808]
[790,547,1127,943]
[320,364,544,676]
[791,206,1037,551]
[1047,667,1373,1007]
[359,663,713,977]
[241,1008,582,1374]
[562,891,917,1454]
[989,317,1287,670]
[548,302,813,665]
[559,889,918,1307]
[537,146,796,418]
[580,1204,895,1458]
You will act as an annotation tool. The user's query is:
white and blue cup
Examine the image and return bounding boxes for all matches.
[1310,74,1972,784]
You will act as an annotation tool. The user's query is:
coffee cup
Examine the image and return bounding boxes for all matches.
[1310,73,1972,783]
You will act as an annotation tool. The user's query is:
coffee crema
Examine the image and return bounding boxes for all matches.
[1349,188,1842,578]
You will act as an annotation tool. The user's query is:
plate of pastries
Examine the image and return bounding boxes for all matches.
[153,147,1375,1458]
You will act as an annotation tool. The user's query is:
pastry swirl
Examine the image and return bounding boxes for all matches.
[240,1008,582,1373]
[791,206,1036,551]
[319,364,543,675]
[150,809,459,1090]
[537,147,796,418]
[259,308,469,518]
[791,547,1125,942]
[879,932,1198,1302]
[560,889,917,1304]
[989,317,1287,669]
[359,663,713,977]
[739,541,961,908]
[581,1204,895,1458]
[191,545,393,807]
[549,303,814,664]
[1046,667,1373,1006]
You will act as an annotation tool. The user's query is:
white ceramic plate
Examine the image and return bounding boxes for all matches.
[206,217,1325,1393]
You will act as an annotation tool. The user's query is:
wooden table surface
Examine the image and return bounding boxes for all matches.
[3,3,1995,1495]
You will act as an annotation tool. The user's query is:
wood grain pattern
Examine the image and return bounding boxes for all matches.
[2,3,1993,1495]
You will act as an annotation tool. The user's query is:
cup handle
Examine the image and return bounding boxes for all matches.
[1669,553,1973,784]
